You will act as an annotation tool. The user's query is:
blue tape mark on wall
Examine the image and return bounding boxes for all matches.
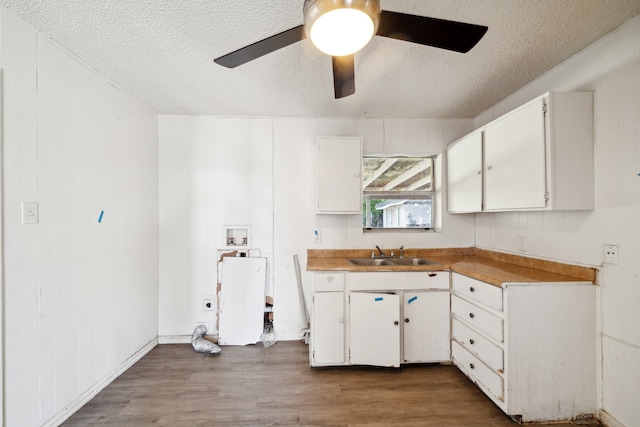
[374,297,383,302]
[408,296,418,304]
[98,210,104,223]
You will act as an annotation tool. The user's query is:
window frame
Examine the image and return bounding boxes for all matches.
[361,154,436,232]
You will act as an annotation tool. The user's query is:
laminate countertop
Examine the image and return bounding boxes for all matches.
[307,248,597,287]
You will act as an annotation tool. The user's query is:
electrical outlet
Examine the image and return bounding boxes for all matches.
[604,244,619,264]
[203,298,215,311]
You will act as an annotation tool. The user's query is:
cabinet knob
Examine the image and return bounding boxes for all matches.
[394,320,399,326]
[469,339,475,345]
[326,276,334,282]
[469,363,475,370]
[469,286,475,292]
[487,166,493,171]
[469,312,475,319]
[404,318,410,323]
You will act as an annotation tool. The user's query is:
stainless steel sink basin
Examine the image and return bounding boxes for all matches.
[347,257,442,267]
[347,258,395,266]
[388,257,442,266]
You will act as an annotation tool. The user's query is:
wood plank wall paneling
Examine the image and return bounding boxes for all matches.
[1,11,159,426]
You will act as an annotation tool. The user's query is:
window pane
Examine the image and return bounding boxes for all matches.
[363,157,432,192]
[362,156,435,230]
[363,195,432,229]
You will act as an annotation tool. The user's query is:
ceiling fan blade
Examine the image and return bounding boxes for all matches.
[377,10,488,53]
[332,55,355,99]
[214,25,306,68]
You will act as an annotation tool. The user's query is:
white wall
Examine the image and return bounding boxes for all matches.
[1,7,159,427]
[158,117,475,341]
[473,15,640,427]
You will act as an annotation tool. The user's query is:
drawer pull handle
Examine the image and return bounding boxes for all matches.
[469,313,475,319]
[469,363,475,369]
[428,273,437,277]
[394,321,399,326]
[404,318,410,323]
[326,276,334,282]
[469,339,475,345]
[469,286,475,292]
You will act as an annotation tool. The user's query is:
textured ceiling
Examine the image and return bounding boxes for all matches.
[2,0,640,118]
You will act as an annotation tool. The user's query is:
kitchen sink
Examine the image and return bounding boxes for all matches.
[347,257,442,267]
[388,257,442,266]
[347,258,396,266]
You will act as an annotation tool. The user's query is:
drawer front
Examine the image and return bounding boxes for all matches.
[452,319,504,373]
[451,295,504,342]
[313,273,345,292]
[452,341,504,402]
[452,273,503,311]
[349,271,449,291]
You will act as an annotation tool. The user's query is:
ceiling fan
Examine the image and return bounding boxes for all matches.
[214,0,488,99]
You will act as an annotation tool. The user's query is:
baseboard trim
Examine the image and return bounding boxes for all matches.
[599,409,626,427]
[158,332,304,345]
[158,334,193,344]
[41,338,158,427]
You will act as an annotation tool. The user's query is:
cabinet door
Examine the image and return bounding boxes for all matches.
[447,131,483,213]
[311,292,345,366]
[317,137,362,214]
[349,292,400,367]
[403,291,451,363]
[484,98,547,210]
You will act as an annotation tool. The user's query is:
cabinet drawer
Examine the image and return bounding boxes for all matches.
[451,295,504,342]
[313,273,345,291]
[349,271,449,291]
[452,341,504,402]
[452,319,503,373]
[452,274,503,311]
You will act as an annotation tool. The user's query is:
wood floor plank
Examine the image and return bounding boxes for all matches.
[62,341,600,426]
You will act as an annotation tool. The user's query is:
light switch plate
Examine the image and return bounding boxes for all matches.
[21,202,39,225]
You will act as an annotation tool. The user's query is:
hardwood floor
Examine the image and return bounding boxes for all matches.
[62,341,600,426]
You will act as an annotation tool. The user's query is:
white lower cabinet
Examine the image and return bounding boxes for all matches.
[451,272,596,423]
[311,271,450,368]
[348,289,451,367]
[349,292,401,367]
[403,290,450,363]
[310,273,346,366]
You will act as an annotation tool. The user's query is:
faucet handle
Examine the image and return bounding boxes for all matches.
[371,251,375,259]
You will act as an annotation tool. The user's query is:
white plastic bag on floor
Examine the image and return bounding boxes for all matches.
[191,324,222,354]
[260,330,277,348]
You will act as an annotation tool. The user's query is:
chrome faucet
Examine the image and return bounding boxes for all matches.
[375,245,385,257]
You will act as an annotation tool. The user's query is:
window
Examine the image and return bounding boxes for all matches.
[362,156,434,230]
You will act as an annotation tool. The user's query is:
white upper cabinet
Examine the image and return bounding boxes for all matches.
[446,92,594,212]
[484,98,547,210]
[447,130,483,213]
[316,137,362,214]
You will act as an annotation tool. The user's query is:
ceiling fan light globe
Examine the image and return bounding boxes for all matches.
[310,9,374,56]
[304,0,380,56]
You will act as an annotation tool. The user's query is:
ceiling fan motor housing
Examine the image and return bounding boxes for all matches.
[303,0,381,42]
